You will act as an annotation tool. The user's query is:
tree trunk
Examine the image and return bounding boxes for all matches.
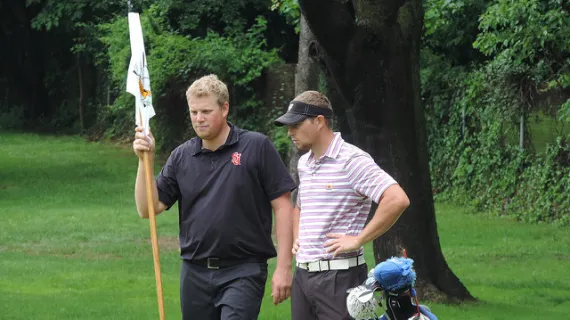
[77,53,85,133]
[290,14,319,204]
[11,1,48,123]
[299,0,475,302]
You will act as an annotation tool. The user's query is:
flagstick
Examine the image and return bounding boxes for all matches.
[141,112,165,320]
[143,151,166,320]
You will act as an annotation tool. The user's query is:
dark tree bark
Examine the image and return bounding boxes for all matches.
[5,1,49,122]
[290,14,319,204]
[77,53,85,133]
[299,0,475,301]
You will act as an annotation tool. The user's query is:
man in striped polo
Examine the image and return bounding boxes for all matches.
[274,91,410,320]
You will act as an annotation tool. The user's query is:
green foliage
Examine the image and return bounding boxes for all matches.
[509,138,570,224]
[474,0,570,113]
[155,0,269,34]
[270,126,291,161]
[424,56,570,223]
[270,0,300,32]
[474,0,570,60]
[98,4,281,151]
[0,1,130,132]
[423,0,490,64]
[560,98,570,121]
[423,0,570,224]
[2,0,295,143]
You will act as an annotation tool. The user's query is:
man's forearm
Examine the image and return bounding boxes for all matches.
[357,194,409,246]
[135,156,159,218]
[274,207,294,269]
[292,206,300,241]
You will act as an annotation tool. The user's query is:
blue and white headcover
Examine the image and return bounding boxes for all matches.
[373,257,416,291]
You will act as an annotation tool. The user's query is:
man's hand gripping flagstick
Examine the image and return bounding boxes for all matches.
[126,11,165,320]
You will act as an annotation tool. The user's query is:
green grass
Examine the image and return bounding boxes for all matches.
[1,132,569,319]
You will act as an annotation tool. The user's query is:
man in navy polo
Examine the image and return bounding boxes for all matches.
[133,74,296,319]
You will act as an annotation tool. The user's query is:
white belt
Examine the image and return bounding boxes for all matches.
[296,255,366,272]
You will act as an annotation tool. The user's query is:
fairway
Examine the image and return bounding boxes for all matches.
[1,132,569,319]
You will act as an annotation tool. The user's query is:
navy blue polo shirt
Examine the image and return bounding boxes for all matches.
[156,123,296,261]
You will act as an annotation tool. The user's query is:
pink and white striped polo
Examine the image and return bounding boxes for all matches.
[296,132,397,263]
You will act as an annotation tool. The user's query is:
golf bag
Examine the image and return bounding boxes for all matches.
[346,256,438,320]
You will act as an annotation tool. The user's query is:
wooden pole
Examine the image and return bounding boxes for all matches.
[140,111,165,320]
[128,2,164,315]
[143,151,165,320]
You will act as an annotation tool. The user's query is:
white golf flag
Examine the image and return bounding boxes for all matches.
[126,12,155,136]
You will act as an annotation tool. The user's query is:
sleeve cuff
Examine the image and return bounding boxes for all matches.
[372,180,398,204]
[267,184,298,201]
[157,186,175,210]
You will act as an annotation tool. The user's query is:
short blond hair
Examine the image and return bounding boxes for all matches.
[186,74,229,107]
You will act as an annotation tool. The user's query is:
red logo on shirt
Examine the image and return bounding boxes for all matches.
[231,152,242,166]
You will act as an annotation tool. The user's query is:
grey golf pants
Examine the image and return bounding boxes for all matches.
[291,264,368,320]
[180,259,268,320]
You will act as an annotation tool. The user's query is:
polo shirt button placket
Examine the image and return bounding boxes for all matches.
[312,160,322,175]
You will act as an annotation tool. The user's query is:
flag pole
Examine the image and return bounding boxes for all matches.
[140,111,166,320]
[127,2,165,317]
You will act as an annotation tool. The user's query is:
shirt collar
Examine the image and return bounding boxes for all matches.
[306,132,344,164]
[192,122,240,156]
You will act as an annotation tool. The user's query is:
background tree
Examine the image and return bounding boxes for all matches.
[0,0,299,153]
[298,0,474,301]
[288,14,318,202]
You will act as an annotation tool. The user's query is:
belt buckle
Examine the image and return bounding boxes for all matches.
[207,257,220,269]
[307,263,314,272]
